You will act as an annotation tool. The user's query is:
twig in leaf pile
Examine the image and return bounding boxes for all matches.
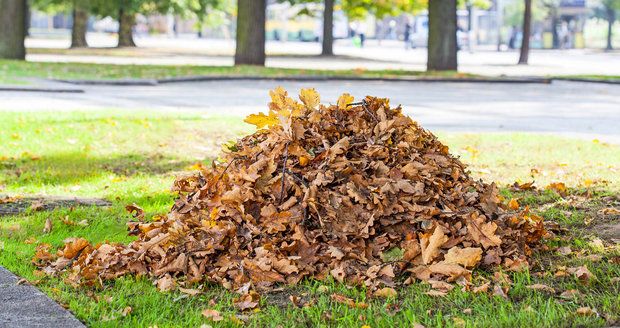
[347,99,378,122]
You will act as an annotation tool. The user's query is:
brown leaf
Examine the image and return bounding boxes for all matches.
[156,275,175,292]
[330,293,368,309]
[43,218,52,234]
[202,309,223,321]
[420,226,448,265]
[373,287,397,298]
[234,291,260,311]
[526,284,555,293]
[443,247,482,268]
[575,307,597,316]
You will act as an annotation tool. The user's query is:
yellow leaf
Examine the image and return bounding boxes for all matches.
[443,247,482,268]
[299,88,320,109]
[337,93,354,110]
[299,156,310,167]
[373,287,397,298]
[508,198,519,210]
[244,112,279,129]
[269,86,288,110]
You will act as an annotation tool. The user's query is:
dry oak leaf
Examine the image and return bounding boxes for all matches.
[526,284,555,293]
[575,307,597,316]
[179,287,201,296]
[202,309,223,321]
[443,247,483,268]
[244,112,279,129]
[62,238,90,259]
[420,225,448,264]
[467,214,502,249]
[156,275,175,292]
[508,198,520,211]
[425,289,447,297]
[299,88,320,109]
[373,287,397,298]
[560,289,580,299]
[568,265,594,283]
[472,282,491,294]
[546,182,567,196]
[43,218,52,234]
[234,291,260,311]
[330,293,369,309]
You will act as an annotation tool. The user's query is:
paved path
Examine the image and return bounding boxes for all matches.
[26,36,620,77]
[1,79,619,143]
[0,267,84,328]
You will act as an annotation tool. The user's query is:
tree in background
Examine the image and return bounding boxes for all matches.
[0,0,27,59]
[33,0,91,48]
[593,0,620,50]
[518,0,532,64]
[427,0,457,70]
[235,0,266,65]
[185,0,233,38]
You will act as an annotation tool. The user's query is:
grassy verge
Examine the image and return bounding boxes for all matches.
[1,110,619,327]
[0,59,477,85]
[552,75,620,82]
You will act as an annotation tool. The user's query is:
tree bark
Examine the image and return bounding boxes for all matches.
[118,8,136,48]
[71,7,88,48]
[234,0,266,66]
[606,7,615,51]
[0,0,27,59]
[321,0,334,56]
[518,0,532,64]
[427,0,458,71]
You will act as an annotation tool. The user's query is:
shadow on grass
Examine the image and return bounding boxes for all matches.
[1,152,201,188]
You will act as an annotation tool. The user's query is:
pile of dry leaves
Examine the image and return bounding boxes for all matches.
[34,88,545,299]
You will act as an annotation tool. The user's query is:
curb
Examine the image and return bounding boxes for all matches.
[0,86,84,93]
[551,78,620,85]
[55,75,551,86]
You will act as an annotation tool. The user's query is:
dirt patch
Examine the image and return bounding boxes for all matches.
[0,194,111,216]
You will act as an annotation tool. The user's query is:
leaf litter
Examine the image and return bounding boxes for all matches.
[34,88,546,305]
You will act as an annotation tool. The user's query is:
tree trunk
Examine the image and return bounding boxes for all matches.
[0,0,27,59]
[118,8,136,48]
[606,7,615,51]
[427,0,457,71]
[234,0,266,66]
[321,0,334,56]
[518,0,532,64]
[71,7,88,48]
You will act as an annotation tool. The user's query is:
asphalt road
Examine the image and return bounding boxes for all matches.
[1,79,619,143]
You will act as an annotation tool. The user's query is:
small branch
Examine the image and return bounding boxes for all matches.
[279,142,290,204]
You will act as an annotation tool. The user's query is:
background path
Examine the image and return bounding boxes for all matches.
[1,79,619,143]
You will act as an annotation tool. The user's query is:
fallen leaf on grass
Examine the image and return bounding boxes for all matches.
[30,200,45,212]
[557,246,572,255]
[43,218,52,233]
[508,198,520,210]
[526,284,555,293]
[443,247,482,268]
[373,287,397,298]
[121,306,132,317]
[472,282,490,293]
[598,207,620,215]
[201,309,223,321]
[156,275,174,292]
[425,289,447,297]
[560,289,580,299]
[576,307,597,316]
[546,182,567,196]
[179,287,201,296]
[330,293,368,309]
[568,266,594,283]
[234,291,260,311]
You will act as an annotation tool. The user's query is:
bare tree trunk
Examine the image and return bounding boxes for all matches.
[0,0,27,59]
[118,8,136,48]
[235,0,266,65]
[606,7,615,51]
[71,7,88,48]
[321,0,334,56]
[427,0,457,71]
[518,0,532,64]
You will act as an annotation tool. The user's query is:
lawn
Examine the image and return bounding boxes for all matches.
[0,110,619,327]
[0,59,476,85]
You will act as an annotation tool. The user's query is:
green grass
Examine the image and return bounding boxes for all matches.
[1,110,619,327]
[552,75,620,82]
[0,59,477,85]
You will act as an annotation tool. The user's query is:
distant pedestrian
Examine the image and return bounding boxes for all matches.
[404,23,411,49]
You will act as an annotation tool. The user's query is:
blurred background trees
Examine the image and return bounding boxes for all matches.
[0,0,27,59]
